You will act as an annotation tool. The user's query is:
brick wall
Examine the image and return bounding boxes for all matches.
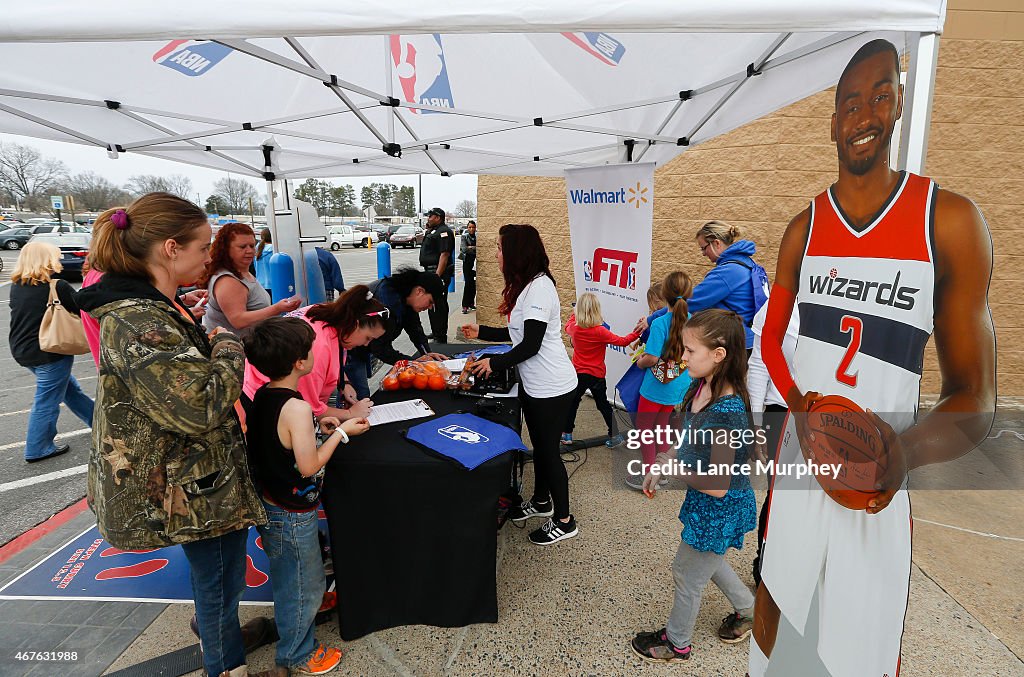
[477,18,1023,397]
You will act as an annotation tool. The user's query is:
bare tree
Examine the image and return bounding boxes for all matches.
[63,172,131,211]
[0,142,67,212]
[125,174,194,200]
[211,177,262,216]
[125,174,168,196]
[454,199,476,218]
[164,175,194,200]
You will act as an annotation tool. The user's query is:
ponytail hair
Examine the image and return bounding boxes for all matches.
[680,309,751,413]
[695,220,742,247]
[660,270,693,364]
[256,227,272,258]
[305,284,387,338]
[90,192,208,281]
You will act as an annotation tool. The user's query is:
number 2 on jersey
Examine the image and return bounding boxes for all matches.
[836,315,862,387]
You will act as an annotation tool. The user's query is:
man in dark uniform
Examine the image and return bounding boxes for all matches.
[419,207,455,343]
[460,220,477,313]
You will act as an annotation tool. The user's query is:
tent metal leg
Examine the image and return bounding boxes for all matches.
[898,32,940,175]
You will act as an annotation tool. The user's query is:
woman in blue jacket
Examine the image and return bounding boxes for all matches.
[690,221,764,351]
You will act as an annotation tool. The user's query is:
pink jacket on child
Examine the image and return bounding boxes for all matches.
[243,306,344,416]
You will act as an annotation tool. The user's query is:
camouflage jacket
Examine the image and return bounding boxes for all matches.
[78,275,266,549]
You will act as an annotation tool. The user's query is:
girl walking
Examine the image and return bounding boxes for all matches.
[631,309,758,662]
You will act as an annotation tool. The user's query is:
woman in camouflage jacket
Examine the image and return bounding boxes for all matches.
[77,193,270,677]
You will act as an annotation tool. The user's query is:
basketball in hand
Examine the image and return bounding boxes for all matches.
[806,395,887,510]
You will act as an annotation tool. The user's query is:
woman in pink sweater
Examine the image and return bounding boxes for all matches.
[563,293,640,448]
[243,285,387,422]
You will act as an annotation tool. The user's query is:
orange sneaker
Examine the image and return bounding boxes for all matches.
[294,644,343,675]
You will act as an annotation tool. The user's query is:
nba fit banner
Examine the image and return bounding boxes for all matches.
[565,163,654,397]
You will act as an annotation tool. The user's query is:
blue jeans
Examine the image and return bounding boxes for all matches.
[344,351,372,400]
[258,501,325,669]
[181,529,249,677]
[25,356,95,460]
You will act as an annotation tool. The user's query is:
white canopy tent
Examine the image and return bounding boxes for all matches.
[0,1,944,186]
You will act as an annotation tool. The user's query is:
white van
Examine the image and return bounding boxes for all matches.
[328,225,378,250]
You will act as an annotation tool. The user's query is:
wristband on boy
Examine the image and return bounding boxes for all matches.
[333,428,349,444]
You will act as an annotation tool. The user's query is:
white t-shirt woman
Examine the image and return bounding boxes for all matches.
[462,224,580,547]
[501,274,577,397]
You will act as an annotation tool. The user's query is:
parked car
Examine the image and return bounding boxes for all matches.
[0,226,32,250]
[328,225,379,249]
[388,225,424,248]
[27,223,89,235]
[30,231,91,280]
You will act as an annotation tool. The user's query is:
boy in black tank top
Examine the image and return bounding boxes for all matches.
[244,317,370,675]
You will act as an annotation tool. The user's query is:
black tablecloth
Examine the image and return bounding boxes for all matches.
[321,344,518,641]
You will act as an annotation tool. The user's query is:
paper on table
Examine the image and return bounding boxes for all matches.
[367,399,435,427]
[442,358,468,372]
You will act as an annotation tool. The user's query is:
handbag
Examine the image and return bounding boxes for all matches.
[38,280,90,355]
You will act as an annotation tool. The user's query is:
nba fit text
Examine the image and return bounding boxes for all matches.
[624,427,844,480]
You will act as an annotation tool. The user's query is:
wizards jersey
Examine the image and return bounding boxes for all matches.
[795,171,936,432]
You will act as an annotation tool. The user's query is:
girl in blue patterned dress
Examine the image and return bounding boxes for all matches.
[631,309,758,663]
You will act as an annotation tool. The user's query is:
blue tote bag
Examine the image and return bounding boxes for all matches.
[405,413,525,470]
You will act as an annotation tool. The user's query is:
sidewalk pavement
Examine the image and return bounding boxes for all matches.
[0,301,1021,676]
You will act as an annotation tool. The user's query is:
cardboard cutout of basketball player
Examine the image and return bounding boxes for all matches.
[750,40,996,677]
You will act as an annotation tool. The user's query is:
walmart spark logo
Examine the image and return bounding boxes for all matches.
[627,182,649,209]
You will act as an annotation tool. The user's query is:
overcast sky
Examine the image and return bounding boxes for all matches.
[0,133,478,214]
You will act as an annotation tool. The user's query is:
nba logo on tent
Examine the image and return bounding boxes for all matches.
[390,34,455,114]
[562,32,626,66]
[153,40,233,77]
[438,425,489,445]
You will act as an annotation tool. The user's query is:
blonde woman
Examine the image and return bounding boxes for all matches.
[8,242,94,462]
[692,220,768,351]
[563,292,641,448]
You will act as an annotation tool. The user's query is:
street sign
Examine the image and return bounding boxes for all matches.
[50,195,63,210]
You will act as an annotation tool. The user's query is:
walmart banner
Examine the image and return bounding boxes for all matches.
[565,163,654,400]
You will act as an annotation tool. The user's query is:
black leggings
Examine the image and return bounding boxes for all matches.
[520,388,575,520]
[565,372,617,437]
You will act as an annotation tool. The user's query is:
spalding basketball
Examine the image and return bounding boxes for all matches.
[806,395,887,510]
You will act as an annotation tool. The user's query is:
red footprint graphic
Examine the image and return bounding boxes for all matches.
[246,555,268,587]
[95,559,169,580]
[100,546,158,557]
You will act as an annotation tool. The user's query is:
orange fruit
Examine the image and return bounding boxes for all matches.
[397,369,416,386]
[413,373,429,390]
[382,375,400,391]
[428,374,447,390]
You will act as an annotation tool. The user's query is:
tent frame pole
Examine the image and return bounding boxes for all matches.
[898,32,939,174]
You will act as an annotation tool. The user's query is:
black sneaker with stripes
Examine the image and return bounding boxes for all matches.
[528,515,578,545]
[508,498,554,524]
